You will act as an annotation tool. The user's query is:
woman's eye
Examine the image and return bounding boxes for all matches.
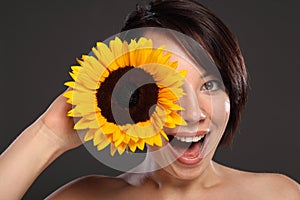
[201,80,221,92]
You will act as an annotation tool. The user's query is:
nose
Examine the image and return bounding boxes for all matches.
[178,82,206,124]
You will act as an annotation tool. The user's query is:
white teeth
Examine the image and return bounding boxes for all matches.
[174,135,204,143]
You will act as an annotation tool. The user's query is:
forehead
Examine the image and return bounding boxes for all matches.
[144,30,206,76]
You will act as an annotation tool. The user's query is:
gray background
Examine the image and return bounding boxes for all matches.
[0,0,299,199]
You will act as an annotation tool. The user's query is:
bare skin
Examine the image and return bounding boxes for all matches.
[1,33,299,199]
[46,162,300,200]
[0,94,82,200]
[0,91,299,200]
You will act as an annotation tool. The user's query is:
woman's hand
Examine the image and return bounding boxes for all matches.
[39,90,83,153]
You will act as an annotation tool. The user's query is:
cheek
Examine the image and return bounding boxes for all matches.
[210,95,230,128]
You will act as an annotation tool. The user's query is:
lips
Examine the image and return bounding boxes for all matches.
[166,130,210,165]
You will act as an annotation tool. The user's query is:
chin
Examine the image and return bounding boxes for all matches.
[146,128,222,178]
[162,154,214,181]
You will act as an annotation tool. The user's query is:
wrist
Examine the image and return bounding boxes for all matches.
[25,119,65,163]
[0,119,66,199]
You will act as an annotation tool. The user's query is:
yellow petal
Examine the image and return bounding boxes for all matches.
[93,130,108,146]
[146,133,162,146]
[116,143,126,155]
[112,128,121,142]
[67,108,83,117]
[76,71,100,89]
[82,56,109,83]
[74,117,100,129]
[110,144,118,156]
[128,140,137,152]
[64,81,75,88]
[160,130,169,141]
[114,132,125,147]
[63,90,74,99]
[178,70,188,77]
[96,139,110,151]
[91,47,101,61]
[71,66,81,73]
[164,122,176,128]
[95,42,114,68]
[110,37,124,60]
[69,91,96,105]
[170,111,187,126]
[95,113,107,126]
[72,103,95,116]
[101,123,118,134]
[84,128,99,141]
[123,133,131,144]
[137,139,145,151]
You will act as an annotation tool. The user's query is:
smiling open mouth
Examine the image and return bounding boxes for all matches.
[166,133,209,164]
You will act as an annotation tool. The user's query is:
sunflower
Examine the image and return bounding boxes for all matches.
[64,37,187,155]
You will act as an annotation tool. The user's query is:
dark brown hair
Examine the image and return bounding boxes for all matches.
[121,0,248,147]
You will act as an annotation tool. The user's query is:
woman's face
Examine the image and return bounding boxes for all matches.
[147,32,230,179]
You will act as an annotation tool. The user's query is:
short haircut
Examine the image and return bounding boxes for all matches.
[121,0,248,147]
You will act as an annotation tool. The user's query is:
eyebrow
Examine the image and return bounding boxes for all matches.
[200,71,209,78]
[199,69,223,81]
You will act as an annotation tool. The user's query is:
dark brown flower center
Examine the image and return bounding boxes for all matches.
[96,66,159,125]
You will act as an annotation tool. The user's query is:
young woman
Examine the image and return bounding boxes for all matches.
[0,0,299,199]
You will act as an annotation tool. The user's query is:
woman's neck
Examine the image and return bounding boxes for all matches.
[152,161,221,189]
[121,151,223,191]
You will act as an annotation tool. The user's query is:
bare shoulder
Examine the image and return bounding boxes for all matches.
[45,175,129,200]
[215,163,300,200]
[252,173,300,200]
